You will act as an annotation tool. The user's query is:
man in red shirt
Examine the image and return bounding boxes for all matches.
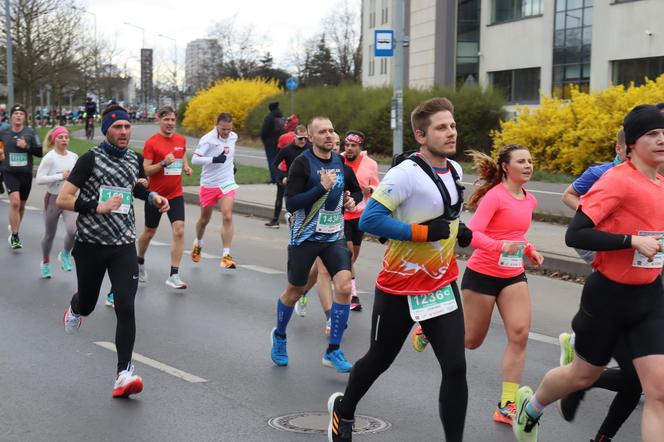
[342,130,379,311]
[137,105,192,289]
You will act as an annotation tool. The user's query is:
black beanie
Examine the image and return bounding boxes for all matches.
[268,102,279,111]
[623,104,664,146]
[10,104,26,116]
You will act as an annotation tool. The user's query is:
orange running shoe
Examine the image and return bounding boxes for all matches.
[493,401,516,425]
[191,240,202,263]
[411,324,429,352]
[221,254,236,269]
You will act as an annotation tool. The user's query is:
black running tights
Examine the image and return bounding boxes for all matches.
[70,242,138,373]
[339,285,468,441]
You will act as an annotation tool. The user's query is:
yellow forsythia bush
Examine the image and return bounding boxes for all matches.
[492,74,664,175]
[183,78,281,135]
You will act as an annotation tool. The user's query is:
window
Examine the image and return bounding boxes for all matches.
[368,45,375,76]
[369,0,376,28]
[490,68,541,103]
[552,0,592,99]
[381,0,389,24]
[380,58,388,75]
[613,57,664,87]
[491,0,543,24]
[457,0,480,87]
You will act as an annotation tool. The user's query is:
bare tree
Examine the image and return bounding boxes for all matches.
[209,15,269,79]
[322,0,362,82]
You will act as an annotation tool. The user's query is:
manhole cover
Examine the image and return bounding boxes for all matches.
[268,412,390,435]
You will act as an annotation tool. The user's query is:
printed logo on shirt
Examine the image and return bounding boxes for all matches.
[174,146,185,152]
[224,146,230,155]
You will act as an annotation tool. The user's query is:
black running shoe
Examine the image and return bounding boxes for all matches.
[557,389,585,421]
[350,296,362,312]
[327,392,353,442]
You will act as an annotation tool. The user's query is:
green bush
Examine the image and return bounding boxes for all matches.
[244,83,506,156]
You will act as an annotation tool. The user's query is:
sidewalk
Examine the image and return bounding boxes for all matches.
[182,184,591,277]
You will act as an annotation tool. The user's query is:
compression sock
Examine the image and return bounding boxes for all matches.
[276,299,294,337]
[327,301,350,352]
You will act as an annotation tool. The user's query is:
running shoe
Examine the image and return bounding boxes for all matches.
[191,240,202,263]
[350,295,362,312]
[559,332,574,366]
[327,392,354,442]
[264,219,279,229]
[165,274,187,289]
[58,249,73,272]
[411,324,429,352]
[8,233,22,249]
[105,292,115,307]
[63,305,82,334]
[513,386,539,442]
[40,261,52,279]
[270,328,288,366]
[284,212,293,227]
[294,295,308,317]
[221,254,236,269]
[322,349,352,373]
[112,364,144,398]
[325,318,331,336]
[138,263,148,283]
[493,401,516,425]
[557,389,585,422]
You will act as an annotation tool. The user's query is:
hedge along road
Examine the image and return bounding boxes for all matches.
[73,124,575,219]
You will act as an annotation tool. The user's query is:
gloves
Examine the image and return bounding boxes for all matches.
[425,217,451,242]
[457,222,473,248]
[212,153,227,164]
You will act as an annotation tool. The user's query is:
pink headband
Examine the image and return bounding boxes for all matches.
[345,133,364,145]
[50,127,69,142]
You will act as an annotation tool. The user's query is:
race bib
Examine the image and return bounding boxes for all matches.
[316,210,342,234]
[99,185,132,214]
[632,231,664,269]
[8,152,27,167]
[408,285,458,321]
[163,159,183,176]
[499,242,525,268]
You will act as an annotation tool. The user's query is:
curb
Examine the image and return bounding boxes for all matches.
[182,190,592,278]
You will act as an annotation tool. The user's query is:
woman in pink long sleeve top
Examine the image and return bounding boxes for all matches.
[463,144,544,426]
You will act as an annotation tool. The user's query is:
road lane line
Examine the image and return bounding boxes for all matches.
[150,240,169,246]
[528,332,560,346]
[238,264,284,274]
[94,341,207,383]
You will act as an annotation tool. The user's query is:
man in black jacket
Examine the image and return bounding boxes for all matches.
[260,101,283,183]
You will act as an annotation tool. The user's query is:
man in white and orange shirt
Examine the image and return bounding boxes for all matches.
[342,130,379,311]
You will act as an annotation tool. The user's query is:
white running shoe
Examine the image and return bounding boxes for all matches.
[112,364,144,398]
[138,263,148,283]
[294,295,308,317]
[63,305,82,334]
[165,274,187,289]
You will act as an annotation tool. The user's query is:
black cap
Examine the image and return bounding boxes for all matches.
[268,102,279,111]
[623,104,664,146]
[10,104,26,116]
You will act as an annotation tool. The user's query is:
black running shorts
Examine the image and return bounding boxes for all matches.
[460,267,527,297]
[572,271,664,366]
[344,218,365,246]
[287,240,352,286]
[144,195,185,229]
[3,171,32,200]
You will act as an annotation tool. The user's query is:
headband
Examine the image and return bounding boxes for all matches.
[10,104,26,116]
[345,133,364,146]
[50,127,69,141]
[101,110,131,135]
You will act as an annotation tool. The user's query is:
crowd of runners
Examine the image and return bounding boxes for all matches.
[1,96,664,441]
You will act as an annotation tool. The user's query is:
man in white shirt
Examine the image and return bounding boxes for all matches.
[190,112,239,269]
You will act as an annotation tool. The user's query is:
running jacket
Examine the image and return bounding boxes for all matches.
[0,126,43,174]
[343,151,380,220]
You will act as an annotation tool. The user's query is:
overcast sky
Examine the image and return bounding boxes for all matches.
[81,0,360,80]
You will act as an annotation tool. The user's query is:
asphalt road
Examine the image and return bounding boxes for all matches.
[0,185,640,442]
[73,124,575,218]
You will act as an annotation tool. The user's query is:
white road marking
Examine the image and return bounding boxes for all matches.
[25,205,40,211]
[184,249,220,259]
[238,264,284,274]
[94,341,207,383]
[528,331,560,346]
[150,240,169,246]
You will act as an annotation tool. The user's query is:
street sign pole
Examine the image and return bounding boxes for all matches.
[5,0,14,107]
[393,0,405,157]
[286,77,299,115]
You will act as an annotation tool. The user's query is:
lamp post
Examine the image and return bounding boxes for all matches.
[123,22,145,48]
[5,0,14,107]
[72,6,97,105]
[158,33,178,108]
[123,22,147,111]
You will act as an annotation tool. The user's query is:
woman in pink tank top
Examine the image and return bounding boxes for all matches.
[463,144,544,425]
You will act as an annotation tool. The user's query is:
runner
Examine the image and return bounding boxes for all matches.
[57,104,170,398]
[190,112,238,269]
[513,104,664,442]
[0,104,43,249]
[342,130,379,312]
[561,129,627,263]
[326,97,472,442]
[35,126,78,279]
[270,116,362,373]
[135,105,192,288]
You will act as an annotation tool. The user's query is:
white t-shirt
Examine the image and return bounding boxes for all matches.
[194,129,238,188]
[36,150,79,195]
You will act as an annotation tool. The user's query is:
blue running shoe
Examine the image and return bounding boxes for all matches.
[105,292,114,308]
[271,328,288,366]
[322,349,352,373]
[58,249,73,272]
[40,261,52,279]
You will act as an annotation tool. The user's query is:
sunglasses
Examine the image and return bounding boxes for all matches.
[295,136,307,141]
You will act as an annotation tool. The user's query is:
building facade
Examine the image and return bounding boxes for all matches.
[184,39,223,95]
[362,0,664,104]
